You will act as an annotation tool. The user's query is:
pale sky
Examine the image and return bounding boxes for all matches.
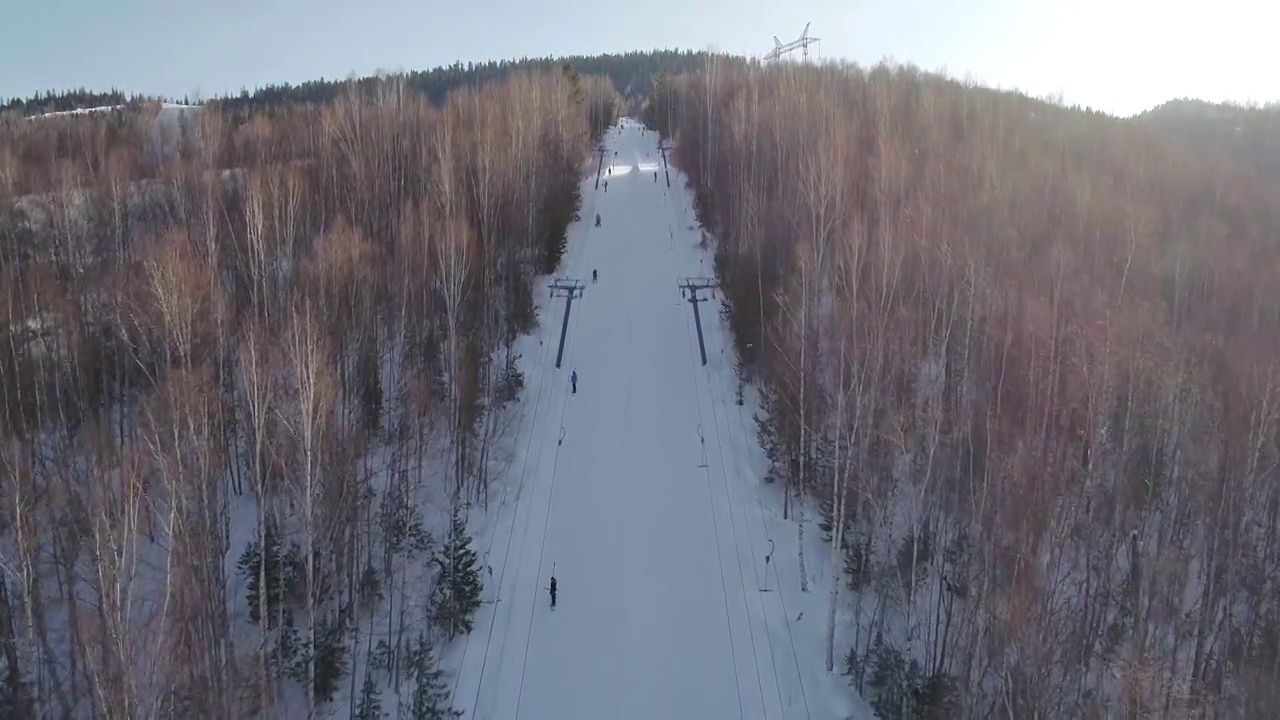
[0,0,1275,117]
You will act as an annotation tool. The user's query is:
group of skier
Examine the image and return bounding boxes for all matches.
[599,155,660,196]
[550,136,669,613]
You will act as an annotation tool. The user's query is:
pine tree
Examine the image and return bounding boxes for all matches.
[865,632,933,720]
[284,615,347,702]
[430,507,483,640]
[843,535,874,592]
[355,671,386,720]
[407,633,461,720]
[235,519,299,624]
[817,491,837,541]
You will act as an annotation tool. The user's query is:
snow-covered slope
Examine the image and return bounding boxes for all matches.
[27,101,200,119]
[443,118,872,719]
[26,102,201,163]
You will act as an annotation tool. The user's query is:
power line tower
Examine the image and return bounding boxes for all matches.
[548,278,585,368]
[678,277,719,366]
[763,22,820,63]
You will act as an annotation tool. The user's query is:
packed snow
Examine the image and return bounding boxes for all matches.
[27,101,199,119]
[441,118,872,720]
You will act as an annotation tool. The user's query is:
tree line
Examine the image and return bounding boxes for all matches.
[0,88,158,118]
[216,50,715,117]
[648,58,1280,718]
[0,65,617,718]
[3,49,714,123]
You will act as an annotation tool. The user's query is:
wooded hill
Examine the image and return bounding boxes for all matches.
[2,49,716,119]
[647,60,1280,719]
[0,66,618,717]
[0,88,156,117]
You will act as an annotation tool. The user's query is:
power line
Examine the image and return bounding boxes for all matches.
[763,22,821,63]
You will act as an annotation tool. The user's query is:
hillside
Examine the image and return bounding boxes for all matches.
[2,49,726,122]
[6,47,1280,719]
[1138,98,1280,176]
[650,60,1280,718]
[0,66,618,717]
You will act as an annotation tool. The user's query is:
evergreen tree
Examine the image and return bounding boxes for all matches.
[235,519,304,624]
[855,631,959,720]
[866,632,925,720]
[355,671,386,720]
[407,633,461,720]
[430,506,483,640]
[284,615,348,702]
[755,394,786,485]
[843,535,874,592]
[916,673,961,720]
[817,489,847,543]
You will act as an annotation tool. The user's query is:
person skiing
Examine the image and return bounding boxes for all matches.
[654,171,658,182]
[595,213,601,227]
[592,268,598,283]
[549,576,558,608]
[570,370,578,394]
[604,180,608,192]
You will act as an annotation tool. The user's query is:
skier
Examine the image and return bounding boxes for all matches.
[592,268,598,283]
[595,213,601,227]
[571,370,578,394]
[604,180,608,192]
[549,576,558,608]
[654,171,658,182]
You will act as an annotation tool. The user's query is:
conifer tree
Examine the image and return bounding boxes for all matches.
[430,506,482,640]
[407,633,461,720]
[355,671,386,720]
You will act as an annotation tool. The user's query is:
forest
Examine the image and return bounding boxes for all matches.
[0,88,154,118]
[2,50,717,121]
[8,45,1280,720]
[647,59,1280,718]
[0,64,618,717]
[213,50,717,117]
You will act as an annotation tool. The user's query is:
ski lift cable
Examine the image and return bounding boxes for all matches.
[722,283,815,720]
[661,167,754,719]
[691,295,792,715]
[666,152,812,719]
[698,207,812,717]
[513,171,601,717]
[455,251,570,706]
[458,149,605,709]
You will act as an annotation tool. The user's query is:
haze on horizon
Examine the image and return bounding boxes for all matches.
[1,0,1275,118]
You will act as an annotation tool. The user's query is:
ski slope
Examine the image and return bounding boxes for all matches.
[448,118,868,720]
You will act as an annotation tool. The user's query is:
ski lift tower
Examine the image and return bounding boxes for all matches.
[678,277,719,366]
[763,22,821,63]
[548,277,585,369]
